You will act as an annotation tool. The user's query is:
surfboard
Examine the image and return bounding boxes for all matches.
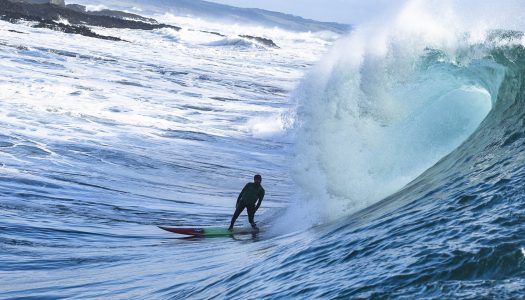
[158,226,259,237]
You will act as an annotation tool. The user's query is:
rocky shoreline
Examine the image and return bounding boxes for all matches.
[0,0,279,47]
[0,0,181,41]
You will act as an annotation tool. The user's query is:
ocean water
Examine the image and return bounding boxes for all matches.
[2,0,525,299]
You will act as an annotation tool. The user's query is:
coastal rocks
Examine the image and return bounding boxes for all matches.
[0,0,280,48]
[0,0,179,41]
[1,0,180,30]
[32,19,123,41]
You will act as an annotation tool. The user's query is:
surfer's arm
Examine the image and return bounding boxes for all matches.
[236,183,249,205]
[255,188,265,211]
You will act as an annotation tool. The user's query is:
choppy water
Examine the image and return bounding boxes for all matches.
[2,1,525,299]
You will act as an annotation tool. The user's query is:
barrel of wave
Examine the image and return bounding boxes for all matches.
[275,0,508,232]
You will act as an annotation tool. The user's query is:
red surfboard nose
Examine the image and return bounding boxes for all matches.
[158,226,204,236]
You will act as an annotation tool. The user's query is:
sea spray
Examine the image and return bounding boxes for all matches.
[279,0,512,229]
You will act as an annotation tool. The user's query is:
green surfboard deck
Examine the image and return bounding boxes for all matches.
[158,226,259,236]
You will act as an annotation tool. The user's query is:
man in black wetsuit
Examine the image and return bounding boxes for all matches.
[228,174,265,230]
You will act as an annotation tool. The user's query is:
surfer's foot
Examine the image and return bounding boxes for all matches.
[228,227,233,231]
[251,223,257,229]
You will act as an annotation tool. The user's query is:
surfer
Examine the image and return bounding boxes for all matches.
[228,174,265,231]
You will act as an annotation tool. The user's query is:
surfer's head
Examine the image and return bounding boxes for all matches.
[254,174,262,186]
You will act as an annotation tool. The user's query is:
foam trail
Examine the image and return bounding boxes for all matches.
[274,0,518,231]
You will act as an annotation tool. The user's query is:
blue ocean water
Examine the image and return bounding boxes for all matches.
[2,1,525,299]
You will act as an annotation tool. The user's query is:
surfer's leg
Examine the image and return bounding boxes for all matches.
[247,205,256,228]
[229,204,245,229]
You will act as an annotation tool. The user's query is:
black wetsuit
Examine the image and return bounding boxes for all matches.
[229,182,265,228]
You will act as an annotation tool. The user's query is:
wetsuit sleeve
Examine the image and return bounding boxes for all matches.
[237,183,249,204]
[255,187,265,210]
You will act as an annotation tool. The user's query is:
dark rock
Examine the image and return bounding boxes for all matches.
[0,0,181,41]
[198,29,225,37]
[0,5,125,41]
[1,0,281,51]
[33,19,124,41]
[8,29,26,33]
[239,35,279,48]
[0,0,180,30]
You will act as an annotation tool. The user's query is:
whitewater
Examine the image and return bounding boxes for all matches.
[2,0,525,298]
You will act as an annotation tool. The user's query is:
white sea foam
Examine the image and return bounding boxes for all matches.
[242,114,286,138]
[0,14,331,222]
